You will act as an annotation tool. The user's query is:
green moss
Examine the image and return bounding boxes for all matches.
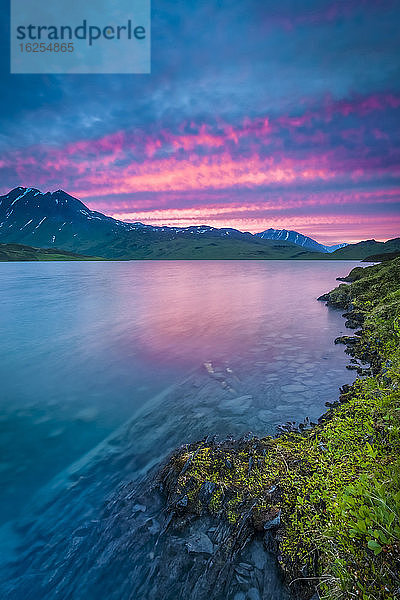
[161,258,400,599]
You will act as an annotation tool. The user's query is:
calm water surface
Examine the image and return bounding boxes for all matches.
[0,260,358,525]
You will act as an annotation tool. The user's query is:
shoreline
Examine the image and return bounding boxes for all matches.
[156,258,400,599]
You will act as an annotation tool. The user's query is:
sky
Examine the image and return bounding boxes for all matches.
[0,0,400,244]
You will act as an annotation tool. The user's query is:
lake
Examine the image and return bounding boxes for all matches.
[0,260,359,598]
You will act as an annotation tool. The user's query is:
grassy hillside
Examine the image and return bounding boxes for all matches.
[2,236,399,261]
[0,243,102,261]
[25,234,400,261]
[329,237,400,260]
[101,235,323,260]
[362,250,400,262]
[160,258,400,599]
[17,234,399,261]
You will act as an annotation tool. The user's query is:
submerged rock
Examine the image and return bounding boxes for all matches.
[334,335,357,345]
[186,532,214,555]
[281,384,306,393]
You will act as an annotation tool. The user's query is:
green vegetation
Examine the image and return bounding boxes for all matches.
[110,235,322,260]
[72,233,397,261]
[0,242,103,261]
[328,237,400,260]
[362,251,400,263]
[161,258,400,599]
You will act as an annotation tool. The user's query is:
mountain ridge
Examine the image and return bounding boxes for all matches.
[255,228,347,253]
[0,187,398,260]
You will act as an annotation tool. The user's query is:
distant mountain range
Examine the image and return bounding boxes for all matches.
[255,228,347,253]
[0,187,398,261]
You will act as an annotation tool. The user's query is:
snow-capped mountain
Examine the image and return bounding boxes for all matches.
[0,187,267,258]
[0,187,149,252]
[0,187,351,259]
[255,228,347,253]
[1,187,398,261]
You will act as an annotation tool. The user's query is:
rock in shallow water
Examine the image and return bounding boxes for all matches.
[281,384,306,393]
[186,532,214,555]
[221,395,253,415]
[247,588,262,600]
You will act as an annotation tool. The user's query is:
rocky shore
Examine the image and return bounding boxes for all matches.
[157,258,400,600]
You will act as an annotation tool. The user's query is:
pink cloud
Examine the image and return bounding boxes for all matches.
[0,91,399,245]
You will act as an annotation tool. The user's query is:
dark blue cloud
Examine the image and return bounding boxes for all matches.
[1,0,399,149]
